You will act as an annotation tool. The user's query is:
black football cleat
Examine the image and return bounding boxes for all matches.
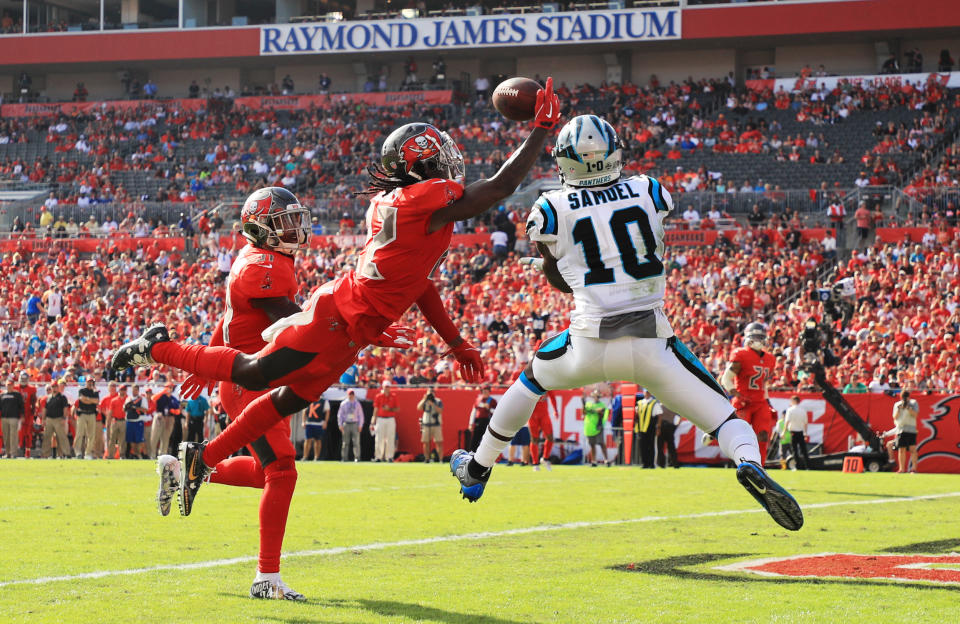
[450,450,489,502]
[110,323,170,371]
[178,441,213,517]
[737,461,804,531]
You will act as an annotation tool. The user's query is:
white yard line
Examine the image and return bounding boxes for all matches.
[2,491,958,588]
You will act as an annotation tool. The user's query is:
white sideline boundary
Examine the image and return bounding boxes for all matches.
[2,491,959,588]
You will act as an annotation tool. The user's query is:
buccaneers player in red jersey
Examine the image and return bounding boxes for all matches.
[528,397,554,471]
[721,322,777,465]
[113,78,562,528]
[155,187,312,600]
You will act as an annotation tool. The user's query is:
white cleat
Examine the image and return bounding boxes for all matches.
[156,454,181,517]
[250,579,307,601]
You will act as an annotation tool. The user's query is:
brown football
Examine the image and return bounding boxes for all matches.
[491,77,541,122]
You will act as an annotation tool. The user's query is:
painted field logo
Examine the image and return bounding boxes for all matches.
[717,553,960,585]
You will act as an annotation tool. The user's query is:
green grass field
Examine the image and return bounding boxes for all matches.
[3,460,959,624]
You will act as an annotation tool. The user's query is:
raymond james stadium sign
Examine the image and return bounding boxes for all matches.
[260,9,680,55]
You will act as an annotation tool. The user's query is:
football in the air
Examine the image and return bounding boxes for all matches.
[492,76,541,122]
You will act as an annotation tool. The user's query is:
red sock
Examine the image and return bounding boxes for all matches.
[757,440,768,467]
[529,442,540,464]
[204,392,287,467]
[152,342,238,382]
[541,437,553,461]
[209,456,266,489]
[257,460,297,574]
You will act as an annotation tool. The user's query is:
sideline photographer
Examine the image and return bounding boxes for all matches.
[417,387,443,463]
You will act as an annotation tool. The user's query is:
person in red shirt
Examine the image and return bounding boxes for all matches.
[100,381,122,459]
[527,393,553,470]
[721,323,777,465]
[370,381,399,462]
[112,79,562,525]
[15,371,37,456]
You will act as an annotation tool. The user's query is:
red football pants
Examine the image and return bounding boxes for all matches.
[528,403,554,465]
[195,291,364,466]
[736,399,776,466]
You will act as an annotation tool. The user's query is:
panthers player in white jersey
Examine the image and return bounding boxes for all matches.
[451,114,803,531]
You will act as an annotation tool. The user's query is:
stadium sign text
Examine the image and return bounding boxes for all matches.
[260,9,680,55]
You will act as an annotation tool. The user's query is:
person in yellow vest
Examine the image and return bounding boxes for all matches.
[635,389,661,469]
[775,410,792,468]
[582,389,610,467]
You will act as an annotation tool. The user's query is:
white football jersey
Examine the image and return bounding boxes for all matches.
[526,174,674,338]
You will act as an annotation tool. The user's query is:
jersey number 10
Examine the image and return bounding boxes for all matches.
[572,205,663,285]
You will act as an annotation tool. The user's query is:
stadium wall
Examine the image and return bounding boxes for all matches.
[349,388,960,474]
[629,48,737,85]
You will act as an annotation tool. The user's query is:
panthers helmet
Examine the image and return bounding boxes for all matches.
[743,322,768,350]
[380,123,464,182]
[553,114,623,187]
[240,187,310,254]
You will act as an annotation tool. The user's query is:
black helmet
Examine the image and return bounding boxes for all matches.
[240,187,310,253]
[380,123,463,182]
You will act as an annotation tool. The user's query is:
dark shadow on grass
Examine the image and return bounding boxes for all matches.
[245,597,526,624]
[882,538,960,553]
[353,599,525,624]
[612,553,960,592]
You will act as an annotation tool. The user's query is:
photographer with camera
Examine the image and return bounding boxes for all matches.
[417,387,443,463]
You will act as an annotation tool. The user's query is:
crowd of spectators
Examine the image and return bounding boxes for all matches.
[4,72,955,236]
[5,210,960,392]
[4,201,960,458]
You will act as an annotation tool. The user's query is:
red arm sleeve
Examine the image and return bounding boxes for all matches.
[416,281,462,347]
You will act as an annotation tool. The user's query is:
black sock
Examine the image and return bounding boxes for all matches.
[467,458,490,480]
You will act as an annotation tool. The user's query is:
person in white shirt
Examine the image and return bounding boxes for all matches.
[822,232,836,257]
[682,207,700,225]
[490,229,509,260]
[784,396,809,469]
[217,248,234,280]
[868,375,890,394]
[891,390,919,473]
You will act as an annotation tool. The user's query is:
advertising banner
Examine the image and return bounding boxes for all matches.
[260,8,680,56]
[373,388,960,473]
[746,71,960,94]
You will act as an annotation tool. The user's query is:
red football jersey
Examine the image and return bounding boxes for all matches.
[333,178,463,340]
[730,346,776,402]
[222,244,298,353]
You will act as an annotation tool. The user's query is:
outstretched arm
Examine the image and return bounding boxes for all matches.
[416,281,464,348]
[416,282,484,383]
[427,78,561,233]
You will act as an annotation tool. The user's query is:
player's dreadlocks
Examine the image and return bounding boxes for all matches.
[354,163,419,196]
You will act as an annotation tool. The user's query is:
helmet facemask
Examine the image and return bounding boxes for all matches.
[436,131,465,183]
[269,204,311,251]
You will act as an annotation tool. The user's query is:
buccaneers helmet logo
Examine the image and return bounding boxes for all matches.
[253,195,272,215]
[917,394,960,470]
[397,128,443,175]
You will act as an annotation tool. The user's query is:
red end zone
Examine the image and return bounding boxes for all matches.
[716,554,960,585]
